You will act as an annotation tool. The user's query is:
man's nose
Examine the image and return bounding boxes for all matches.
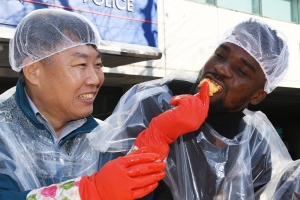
[214,62,232,78]
[86,67,101,86]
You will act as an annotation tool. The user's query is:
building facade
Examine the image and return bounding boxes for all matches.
[1,0,300,157]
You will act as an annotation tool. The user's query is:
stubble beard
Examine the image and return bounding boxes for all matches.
[191,81,248,114]
[209,94,250,114]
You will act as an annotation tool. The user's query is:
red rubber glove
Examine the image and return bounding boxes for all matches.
[133,82,210,159]
[79,147,166,200]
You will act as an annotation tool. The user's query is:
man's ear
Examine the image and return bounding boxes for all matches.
[250,89,267,105]
[22,61,40,86]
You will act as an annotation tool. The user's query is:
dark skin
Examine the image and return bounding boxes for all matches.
[193,42,267,114]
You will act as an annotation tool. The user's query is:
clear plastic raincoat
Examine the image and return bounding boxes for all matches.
[255,159,300,200]
[90,70,292,200]
[0,81,123,192]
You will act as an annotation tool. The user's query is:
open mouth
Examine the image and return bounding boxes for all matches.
[78,93,95,100]
[198,78,223,96]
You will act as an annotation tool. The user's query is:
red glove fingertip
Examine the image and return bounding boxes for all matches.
[133,182,159,199]
[200,81,209,92]
[195,81,209,97]
[201,81,209,87]
[170,95,180,106]
[197,81,209,103]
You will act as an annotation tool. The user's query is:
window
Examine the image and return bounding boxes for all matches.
[217,0,260,15]
[262,0,298,23]
[186,0,215,5]
[185,0,300,24]
[93,86,124,120]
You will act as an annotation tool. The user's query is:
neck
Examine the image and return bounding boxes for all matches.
[43,115,68,137]
[26,85,68,137]
[206,110,245,139]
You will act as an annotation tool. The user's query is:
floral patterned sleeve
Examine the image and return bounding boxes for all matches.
[26,177,82,200]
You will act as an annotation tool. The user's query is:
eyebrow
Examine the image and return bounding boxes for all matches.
[96,52,101,59]
[242,58,256,73]
[72,51,101,59]
[219,44,231,51]
[220,44,256,73]
[72,52,88,58]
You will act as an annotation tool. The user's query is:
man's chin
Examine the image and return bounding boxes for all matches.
[76,109,93,119]
[208,98,225,114]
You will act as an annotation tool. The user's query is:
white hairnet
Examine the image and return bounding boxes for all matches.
[9,9,101,72]
[219,18,289,93]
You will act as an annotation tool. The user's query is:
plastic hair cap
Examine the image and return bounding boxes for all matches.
[9,8,101,72]
[219,18,289,93]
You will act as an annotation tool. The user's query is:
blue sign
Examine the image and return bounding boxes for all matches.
[0,0,158,47]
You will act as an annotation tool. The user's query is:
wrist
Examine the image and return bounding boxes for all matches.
[134,127,171,159]
[79,174,103,200]
[26,177,81,200]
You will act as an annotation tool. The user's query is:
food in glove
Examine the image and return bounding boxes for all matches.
[198,78,222,96]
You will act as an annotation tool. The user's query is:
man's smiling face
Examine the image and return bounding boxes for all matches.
[33,45,104,122]
[194,42,267,113]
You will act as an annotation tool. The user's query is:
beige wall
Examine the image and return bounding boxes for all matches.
[106,0,300,88]
[1,0,300,88]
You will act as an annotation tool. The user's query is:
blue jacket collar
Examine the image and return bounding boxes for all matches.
[14,79,99,145]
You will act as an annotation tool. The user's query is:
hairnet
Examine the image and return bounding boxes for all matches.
[9,9,101,72]
[219,18,289,93]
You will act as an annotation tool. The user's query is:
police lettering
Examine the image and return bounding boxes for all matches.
[83,0,134,12]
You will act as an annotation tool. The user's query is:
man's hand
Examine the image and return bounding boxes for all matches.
[133,82,210,159]
[79,148,166,200]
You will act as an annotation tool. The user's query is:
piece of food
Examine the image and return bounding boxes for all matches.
[198,78,222,96]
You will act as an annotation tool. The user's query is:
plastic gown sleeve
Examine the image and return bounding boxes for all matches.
[255,160,300,200]
[133,82,209,159]
[86,71,186,153]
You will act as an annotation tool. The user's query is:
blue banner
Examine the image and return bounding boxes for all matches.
[0,0,158,47]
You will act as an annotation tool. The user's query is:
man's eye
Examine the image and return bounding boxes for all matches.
[76,64,86,68]
[95,63,103,68]
[215,52,224,58]
[238,68,247,75]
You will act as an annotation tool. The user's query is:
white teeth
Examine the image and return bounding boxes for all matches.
[211,79,223,89]
[211,79,219,86]
[79,93,94,99]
